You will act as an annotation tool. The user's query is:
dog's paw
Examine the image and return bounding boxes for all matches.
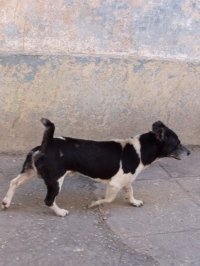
[87,200,100,209]
[130,199,144,207]
[56,208,69,217]
[2,198,11,210]
[87,201,96,209]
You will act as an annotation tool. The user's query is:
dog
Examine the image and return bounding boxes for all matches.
[2,119,190,217]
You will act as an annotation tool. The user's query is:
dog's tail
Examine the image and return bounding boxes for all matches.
[40,118,55,153]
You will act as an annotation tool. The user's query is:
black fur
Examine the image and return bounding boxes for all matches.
[29,119,189,207]
[122,144,140,174]
[40,118,55,153]
[34,137,123,180]
[4,118,190,215]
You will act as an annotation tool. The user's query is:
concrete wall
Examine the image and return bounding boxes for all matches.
[0,0,200,152]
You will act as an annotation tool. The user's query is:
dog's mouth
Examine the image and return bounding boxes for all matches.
[169,145,190,160]
[170,154,181,160]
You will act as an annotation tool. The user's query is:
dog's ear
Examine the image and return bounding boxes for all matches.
[152,121,166,141]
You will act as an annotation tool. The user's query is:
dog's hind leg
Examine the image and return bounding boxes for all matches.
[89,183,121,208]
[44,175,69,217]
[123,183,143,207]
[2,169,35,209]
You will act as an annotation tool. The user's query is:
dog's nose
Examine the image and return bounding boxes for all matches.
[187,150,191,156]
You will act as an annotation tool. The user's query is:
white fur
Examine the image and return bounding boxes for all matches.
[49,172,69,216]
[129,135,141,155]
[89,136,145,208]
[2,135,146,215]
[50,202,69,217]
[58,175,65,192]
[2,170,35,209]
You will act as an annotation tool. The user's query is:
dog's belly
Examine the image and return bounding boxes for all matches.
[69,162,122,180]
[66,170,110,184]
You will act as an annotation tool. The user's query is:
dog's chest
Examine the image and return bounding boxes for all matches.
[110,162,145,186]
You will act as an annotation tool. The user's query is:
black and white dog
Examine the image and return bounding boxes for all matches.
[2,119,190,217]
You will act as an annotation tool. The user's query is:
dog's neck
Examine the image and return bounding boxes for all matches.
[137,131,162,166]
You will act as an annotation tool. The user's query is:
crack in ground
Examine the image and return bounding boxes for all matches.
[87,182,159,266]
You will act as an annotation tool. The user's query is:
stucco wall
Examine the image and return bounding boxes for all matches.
[0,0,200,152]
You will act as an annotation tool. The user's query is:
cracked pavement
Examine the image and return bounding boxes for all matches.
[0,147,200,266]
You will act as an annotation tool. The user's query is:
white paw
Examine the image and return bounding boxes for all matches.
[2,197,11,210]
[56,208,69,217]
[88,200,101,209]
[131,199,143,207]
[88,201,96,209]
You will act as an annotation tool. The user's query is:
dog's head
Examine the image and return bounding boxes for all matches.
[152,121,190,160]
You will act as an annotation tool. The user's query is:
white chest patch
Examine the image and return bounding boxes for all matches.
[110,135,145,187]
[130,135,141,157]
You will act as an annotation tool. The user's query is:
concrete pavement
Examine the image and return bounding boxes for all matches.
[0,147,199,266]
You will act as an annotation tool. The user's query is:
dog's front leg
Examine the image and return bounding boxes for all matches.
[44,177,69,217]
[89,183,121,208]
[123,183,143,207]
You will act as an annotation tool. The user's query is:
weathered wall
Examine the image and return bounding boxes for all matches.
[0,0,200,152]
[1,0,200,59]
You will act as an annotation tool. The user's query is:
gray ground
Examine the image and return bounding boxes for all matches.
[0,147,199,266]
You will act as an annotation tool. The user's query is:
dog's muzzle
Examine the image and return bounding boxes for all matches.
[170,144,190,160]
